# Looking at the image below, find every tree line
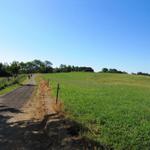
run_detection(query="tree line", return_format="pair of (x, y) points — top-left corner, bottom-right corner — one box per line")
(0, 60), (149, 77)
(101, 68), (150, 76)
(0, 60), (53, 77)
(54, 64), (94, 73)
(0, 60), (94, 77)
(101, 68), (128, 74)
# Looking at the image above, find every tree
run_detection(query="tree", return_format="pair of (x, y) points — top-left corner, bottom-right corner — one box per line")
(137, 72), (150, 76)
(0, 63), (9, 76)
(44, 60), (53, 67)
(109, 69), (118, 73)
(102, 68), (108, 73)
(26, 62), (35, 73)
(44, 60), (53, 73)
(9, 61), (20, 76)
(59, 64), (67, 72)
(19, 62), (27, 73)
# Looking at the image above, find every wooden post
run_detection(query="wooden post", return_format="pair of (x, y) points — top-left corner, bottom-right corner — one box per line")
(47, 79), (50, 87)
(56, 83), (60, 104)
(48, 79), (50, 86)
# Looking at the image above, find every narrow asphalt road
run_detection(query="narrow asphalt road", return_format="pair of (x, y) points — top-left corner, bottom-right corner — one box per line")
(0, 75), (36, 109)
(0, 75), (51, 150)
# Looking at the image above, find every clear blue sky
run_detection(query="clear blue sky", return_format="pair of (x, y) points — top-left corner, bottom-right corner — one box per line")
(0, 0), (150, 72)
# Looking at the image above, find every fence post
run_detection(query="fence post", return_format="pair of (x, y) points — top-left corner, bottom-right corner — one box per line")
(56, 83), (60, 104)
(48, 79), (50, 87)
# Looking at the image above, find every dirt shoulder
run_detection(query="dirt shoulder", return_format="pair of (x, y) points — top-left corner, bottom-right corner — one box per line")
(34, 79), (107, 150)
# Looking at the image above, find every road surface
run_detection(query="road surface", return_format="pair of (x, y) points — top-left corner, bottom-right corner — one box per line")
(0, 75), (35, 109)
(0, 75), (51, 150)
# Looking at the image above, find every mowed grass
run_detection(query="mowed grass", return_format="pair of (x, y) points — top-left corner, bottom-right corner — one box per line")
(43, 72), (150, 149)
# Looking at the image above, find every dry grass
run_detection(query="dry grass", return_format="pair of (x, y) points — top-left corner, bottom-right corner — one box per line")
(37, 79), (64, 117)
(51, 100), (64, 114)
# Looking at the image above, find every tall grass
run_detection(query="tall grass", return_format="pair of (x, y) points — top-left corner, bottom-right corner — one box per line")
(43, 72), (150, 149)
(0, 75), (26, 90)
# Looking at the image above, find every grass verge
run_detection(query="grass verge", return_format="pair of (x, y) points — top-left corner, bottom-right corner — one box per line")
(0, 75), (27, 95)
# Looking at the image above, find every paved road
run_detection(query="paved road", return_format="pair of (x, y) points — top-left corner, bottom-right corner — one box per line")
(0, 75), (35, 109)
(0, 75), (51, 150)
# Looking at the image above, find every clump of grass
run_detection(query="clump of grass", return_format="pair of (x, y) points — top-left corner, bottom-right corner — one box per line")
(51, 100), (64, 114)
(43, 72), (150, 149)
(0, 75), (26, 95)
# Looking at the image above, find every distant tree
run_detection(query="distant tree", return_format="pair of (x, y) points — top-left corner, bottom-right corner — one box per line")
(67, 65), (72, 72)
(0, 63), (3, 76)
(59, 64), (67, 72)
(0, 63), (9, 76)
(137, 72), (150, 76)
(45, 60), (53, 66)
(102, 68), (108, 73)
(19, 62), (27, 74)
(53, 65), (94, 73)
(131, 73), (136, 75)
(44, 60), (53, 73)
(100, 68), (127, 74)
(109, 69), (118, 73)
(32, 60), (44, 72)
(53, 67), (60, 73)
(80, 67), (94, 72)
(9, 61), (20, 76)
(74, 66), (79, 72)
(72, 66), (75, 72)
(26, 62), (35, 73)
(0, 60), (54, 76)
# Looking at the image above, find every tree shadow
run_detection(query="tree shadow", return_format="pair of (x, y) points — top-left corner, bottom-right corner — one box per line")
(0, 107), (112, 150)
(0, 105), (7, 108)
(19, 83), (36, 87)
(0, 107), (51, 150)
(42, 114), (112, 150)
(0, 107), (22, 113)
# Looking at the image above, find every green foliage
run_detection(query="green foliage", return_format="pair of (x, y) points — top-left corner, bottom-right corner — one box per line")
(0, 75), (26, 90)
(0, 60), (94, 75)
(101, 68), (127, 74)
(9, 61), (20, 75)
(102, 68), (108, 73)
(43, 72), (150, 149)
(0, 60), (53, 76)
(0, 63), (10, 76)
(137, 72), (150, 76)
(54, 64), (94, 73)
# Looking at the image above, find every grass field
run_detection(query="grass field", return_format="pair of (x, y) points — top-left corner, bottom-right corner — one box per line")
(43, 72), (150, 149)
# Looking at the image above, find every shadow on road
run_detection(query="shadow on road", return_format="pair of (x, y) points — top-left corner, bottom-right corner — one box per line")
(0, 108), (51, 150)
(0, 107), (111, 150)
(0, 107), (22, 113)
(19, 83), (36, 87)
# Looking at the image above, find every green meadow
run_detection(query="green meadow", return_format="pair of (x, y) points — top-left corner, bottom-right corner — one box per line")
(43, 72), (150, 149)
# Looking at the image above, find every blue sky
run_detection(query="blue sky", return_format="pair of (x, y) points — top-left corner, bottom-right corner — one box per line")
(0, 0), (150, 72)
